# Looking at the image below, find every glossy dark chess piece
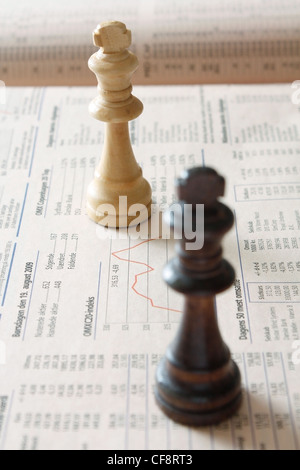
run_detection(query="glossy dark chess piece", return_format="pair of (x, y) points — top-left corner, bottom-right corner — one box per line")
(155, 167), (242, 426)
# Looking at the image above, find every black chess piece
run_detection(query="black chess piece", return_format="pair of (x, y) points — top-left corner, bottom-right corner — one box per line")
(155, 167), (242, 426)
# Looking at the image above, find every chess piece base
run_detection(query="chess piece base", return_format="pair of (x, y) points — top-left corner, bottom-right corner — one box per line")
(155, 356), (242, 427)
(155, 293), (242, 427)
(86, 121), (152, 227)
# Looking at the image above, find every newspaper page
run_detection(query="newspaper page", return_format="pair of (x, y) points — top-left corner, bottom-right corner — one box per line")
(0, 83), (299, 449)
(0, 0), (300, 86)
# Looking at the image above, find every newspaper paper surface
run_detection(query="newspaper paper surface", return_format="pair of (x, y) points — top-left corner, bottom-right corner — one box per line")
(0, 83), (299, 449)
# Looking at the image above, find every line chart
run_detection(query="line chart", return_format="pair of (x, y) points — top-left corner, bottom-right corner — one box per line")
(104, 237), (182, 325)
(112, 238), (182, 314)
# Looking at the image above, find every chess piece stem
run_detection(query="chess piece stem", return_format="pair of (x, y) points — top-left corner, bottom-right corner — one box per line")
(98, 123), (142, 183)
(155, 167), (242, 426)
(87, 21), (151, 227)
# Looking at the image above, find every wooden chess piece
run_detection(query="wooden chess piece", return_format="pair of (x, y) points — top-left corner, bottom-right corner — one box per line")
(87, 21), (152, 227)
(155, 167), (242, 426)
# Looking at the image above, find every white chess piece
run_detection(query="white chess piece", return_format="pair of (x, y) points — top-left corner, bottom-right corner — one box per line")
(87, 21), (152, 228)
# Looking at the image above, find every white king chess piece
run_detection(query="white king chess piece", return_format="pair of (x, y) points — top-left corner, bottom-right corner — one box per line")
(86, 21), (152, 228)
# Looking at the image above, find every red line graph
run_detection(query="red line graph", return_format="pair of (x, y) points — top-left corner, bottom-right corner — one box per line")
(112, 238), (182, 313)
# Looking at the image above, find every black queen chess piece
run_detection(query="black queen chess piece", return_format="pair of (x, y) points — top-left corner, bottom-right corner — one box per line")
(155, 167), (242, 426)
